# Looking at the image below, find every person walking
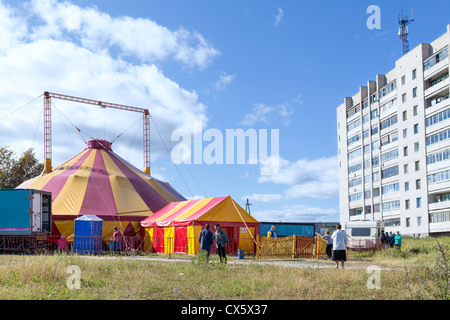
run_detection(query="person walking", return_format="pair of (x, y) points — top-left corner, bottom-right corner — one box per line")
(198, 224), (214, 260)
(380, 230), (387, 249)
(267, 225), (278, 239)
(214, 224), (228, 263)
(323, 231), (333, 258)
(389, 231), (395, 248)
(331, 224), (349, 268)
(113, 226), (123, 252)
(394, 231), (402, 251)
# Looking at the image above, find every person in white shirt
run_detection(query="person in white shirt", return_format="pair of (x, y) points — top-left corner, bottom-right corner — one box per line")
(331, 224), (349, 268)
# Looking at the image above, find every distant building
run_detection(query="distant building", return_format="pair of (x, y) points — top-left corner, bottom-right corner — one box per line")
(337, 25), (450, 237)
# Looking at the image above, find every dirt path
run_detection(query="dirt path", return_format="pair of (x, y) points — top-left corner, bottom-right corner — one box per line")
(76, 254), (401, 271)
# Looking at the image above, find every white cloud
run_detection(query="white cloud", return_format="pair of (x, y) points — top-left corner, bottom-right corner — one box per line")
(242, 193), (283, 203)
(0, 0), (217, 170)
(27, 0), (220, 69)
(257, 155), (339, 199)
(273, 8), (284, 27)
(215, 72), (236, 90)
(240, 102), (293, 127)
(186, 195), (204, 200)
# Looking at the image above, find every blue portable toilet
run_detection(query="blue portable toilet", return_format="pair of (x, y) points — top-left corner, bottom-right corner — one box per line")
(73, 215), (103, 254)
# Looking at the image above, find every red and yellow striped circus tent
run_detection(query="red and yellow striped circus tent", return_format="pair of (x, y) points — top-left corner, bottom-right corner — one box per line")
(140, 196), (260, 255)
(17, 139), (186, 239)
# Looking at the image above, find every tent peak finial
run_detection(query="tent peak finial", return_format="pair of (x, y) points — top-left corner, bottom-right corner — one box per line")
(86, 139), (112, 151)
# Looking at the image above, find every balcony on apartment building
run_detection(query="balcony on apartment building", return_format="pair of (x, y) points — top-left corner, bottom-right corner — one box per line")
(424, 71), (449, 99)
(423, 47), (448, 80)
(426, 90), (449, 113)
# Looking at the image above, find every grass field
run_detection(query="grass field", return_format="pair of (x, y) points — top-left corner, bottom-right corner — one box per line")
(0, 236), (448, 300)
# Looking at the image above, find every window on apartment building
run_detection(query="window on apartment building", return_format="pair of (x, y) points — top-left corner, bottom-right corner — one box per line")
(380, 114), (398, 130)
(382, 200), (401, 211)
(364, 129), (370, 139)
(372, 156), (379, 167)
(406, 217), (411, 227)
(416, 179), (421, 190)
(381, 165), (399, 179)
(405, 199), (410, 210)
(414, 124), (419, 134)
(414, 142), (419, 152)
(363, 114), (370, 124)
(413, 105), (418, 116)
(402, 93), (407, 103)
(373, 172), (380, 182)
(403, 128), (407, 138)
(371, 109), (378, 119)
(416, 197), (422, 208)
(402, 75), (406, 85)
(413, 87), (418, 98)
(404, 164), (408, 174)
(373, 203), (380, 213)
(371, 125), (378, 135)
(415, 161), (420, 171)
(426, 128), (450, 146)
(372, 140), (379, 151)
(404, 146), (408, 156)
(373, 187), (380, 197)
(412, 69), (417, 80)
(417, 216), (422, 226)
(402, 111), (407, 121)
(405, 182), (409, 191)
(348, 148), (362, 160)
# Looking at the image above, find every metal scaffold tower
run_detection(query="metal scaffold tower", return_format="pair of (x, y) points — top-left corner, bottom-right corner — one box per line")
(43, 91), (151, 176)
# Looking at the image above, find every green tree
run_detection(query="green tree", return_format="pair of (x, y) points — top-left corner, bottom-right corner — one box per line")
(0, 145), (43, 188)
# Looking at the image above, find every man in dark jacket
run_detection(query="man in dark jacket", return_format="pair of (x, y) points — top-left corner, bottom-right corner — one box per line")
(198, 224), (214, 260)
(214, 224), (229, 263)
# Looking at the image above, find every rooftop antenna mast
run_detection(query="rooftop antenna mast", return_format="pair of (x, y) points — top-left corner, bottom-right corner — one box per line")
(398, 7), (414, 55)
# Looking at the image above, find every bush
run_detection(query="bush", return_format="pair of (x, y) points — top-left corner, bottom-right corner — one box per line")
(405, 240), (449, 300)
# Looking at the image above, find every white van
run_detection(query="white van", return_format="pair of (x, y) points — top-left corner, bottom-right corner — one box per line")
(344, 220), (384, 251)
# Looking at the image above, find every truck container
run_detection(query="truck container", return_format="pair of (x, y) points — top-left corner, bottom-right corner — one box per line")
(259, 222), (315, 237)
(0, 189), (52, 236)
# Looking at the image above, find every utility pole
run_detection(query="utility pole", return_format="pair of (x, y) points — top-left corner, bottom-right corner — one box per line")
(245, 198), (252, 214)
(398, 7), (414, 55)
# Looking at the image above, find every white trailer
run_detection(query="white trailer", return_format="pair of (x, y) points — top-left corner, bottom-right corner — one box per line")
(344, 220), (384, 251)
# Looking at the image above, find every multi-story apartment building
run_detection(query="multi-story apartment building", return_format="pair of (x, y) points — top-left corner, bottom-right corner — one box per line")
(337, 24), (450, 237)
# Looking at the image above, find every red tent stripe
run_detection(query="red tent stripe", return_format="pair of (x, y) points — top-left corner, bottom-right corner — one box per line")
(79, 149), (118, 216)
(41, 149), (92, 201)
(154, 199), (203, 226)
(140, 201), (180, 227)
(184, 196), (228, 222)
(106, 150), (168, 211)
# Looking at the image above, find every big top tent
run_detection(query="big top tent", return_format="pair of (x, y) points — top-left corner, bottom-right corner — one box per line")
(16, 139), (186, 240)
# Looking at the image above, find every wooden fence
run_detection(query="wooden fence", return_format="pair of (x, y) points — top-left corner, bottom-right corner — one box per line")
(257, 235), (315, 259)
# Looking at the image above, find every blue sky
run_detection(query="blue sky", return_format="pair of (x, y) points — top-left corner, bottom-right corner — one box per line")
(0, 0), (449, 222)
